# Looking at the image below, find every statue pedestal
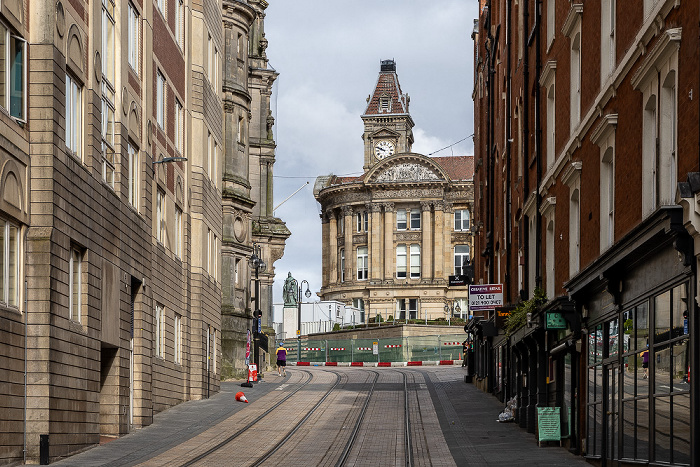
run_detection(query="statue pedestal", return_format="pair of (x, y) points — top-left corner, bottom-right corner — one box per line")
(283, 305), (298, 340)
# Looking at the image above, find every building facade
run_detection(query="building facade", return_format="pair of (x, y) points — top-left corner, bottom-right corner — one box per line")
(0, 0), (284, 464)
(315, 60), (474, 323)
(471, 0), (699, 465)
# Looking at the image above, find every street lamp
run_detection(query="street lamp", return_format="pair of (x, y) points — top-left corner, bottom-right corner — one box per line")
(249, 244), (266, 379)
(444, 300), (461, 326)
(297, 279), (311, 360)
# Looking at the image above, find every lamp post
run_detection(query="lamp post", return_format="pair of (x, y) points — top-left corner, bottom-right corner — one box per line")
(444, 300), (461, 327)
(296, 279), (311, 360)
(249, 244), (266, 378)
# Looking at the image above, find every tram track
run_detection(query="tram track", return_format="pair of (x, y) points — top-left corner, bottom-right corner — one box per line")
(177, 369), (316, 467)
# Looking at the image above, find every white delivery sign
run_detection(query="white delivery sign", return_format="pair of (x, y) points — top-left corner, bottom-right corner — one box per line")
(469, 284), (504, 311)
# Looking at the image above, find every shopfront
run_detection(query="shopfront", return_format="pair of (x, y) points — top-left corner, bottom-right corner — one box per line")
(567, 207), (695, 466)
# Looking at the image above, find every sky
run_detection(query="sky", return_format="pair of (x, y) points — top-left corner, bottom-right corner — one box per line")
(264, 1), (479, 317)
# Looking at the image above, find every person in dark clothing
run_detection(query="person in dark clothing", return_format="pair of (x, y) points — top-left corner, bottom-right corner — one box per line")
(462, 340), (469, 367)
(276, 343), (287, 377)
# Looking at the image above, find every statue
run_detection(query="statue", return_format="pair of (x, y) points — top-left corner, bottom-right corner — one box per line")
(283, 272), (298, 307)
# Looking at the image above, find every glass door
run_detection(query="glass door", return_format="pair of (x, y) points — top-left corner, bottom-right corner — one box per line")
(604, 362), (620, 464)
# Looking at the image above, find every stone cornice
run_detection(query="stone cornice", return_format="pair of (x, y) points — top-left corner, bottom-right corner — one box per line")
(562, 3), (583, 38)
(539, 60), (557, 87)
(561, 161), (582, 187)
(630, 27), (682, 90)
(590, 114), (618, 147)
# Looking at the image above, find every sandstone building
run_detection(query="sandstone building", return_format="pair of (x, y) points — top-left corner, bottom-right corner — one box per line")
(314, 60), (474, 322)
(471, 0), (699, 464)
(0, 0), (285, 463)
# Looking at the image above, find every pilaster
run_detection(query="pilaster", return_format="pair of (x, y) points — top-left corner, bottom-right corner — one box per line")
(370, 203), (382, 280)
(433, 201), (444, 279)
(343, 206), (353, 282)
(420, 201), (432, 281)
(329, 211), (338, 285)
(383, 203), (395, 280)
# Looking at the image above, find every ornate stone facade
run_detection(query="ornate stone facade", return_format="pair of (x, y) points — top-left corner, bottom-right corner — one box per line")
(314, 60), (474, 322)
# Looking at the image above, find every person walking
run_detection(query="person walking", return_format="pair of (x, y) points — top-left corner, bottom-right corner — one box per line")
(276, 343), (287, 377)
(462, 340), (469, 367)
(641, 346), (650, 379)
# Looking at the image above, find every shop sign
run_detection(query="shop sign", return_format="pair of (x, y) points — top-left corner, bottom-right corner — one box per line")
(545, 312), (567, 330)
(468, 284), (503, 311)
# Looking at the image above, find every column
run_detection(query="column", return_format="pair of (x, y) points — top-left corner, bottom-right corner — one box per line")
(329, 210), (338, 285)
(443, 202), (454, 277)
(321, 212), (330, 286)
(383, 203), (395, 280)
(420, 201), (432, 281)
(433, 201), (444, 280)
(370, 203), (382, 281)
(343, 206), (353, 282)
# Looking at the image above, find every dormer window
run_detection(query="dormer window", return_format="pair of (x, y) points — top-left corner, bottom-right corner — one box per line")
(379, 95), (391, 113)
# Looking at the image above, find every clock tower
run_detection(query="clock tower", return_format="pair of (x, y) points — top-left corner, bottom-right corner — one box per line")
(361, 59), (415, 170)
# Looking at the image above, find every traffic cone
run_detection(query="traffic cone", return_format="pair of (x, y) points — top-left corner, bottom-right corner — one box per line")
(235, 391), (248, 403)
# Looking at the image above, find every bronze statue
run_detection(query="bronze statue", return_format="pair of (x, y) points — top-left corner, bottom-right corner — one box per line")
(283, 272), (298, 307)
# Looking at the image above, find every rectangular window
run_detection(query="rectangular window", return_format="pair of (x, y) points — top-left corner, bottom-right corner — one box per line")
(396, 209), (407, 230)
(207, 228), (211, 274)
(410, 244), (421, 279)
(69, 248), (82, 322)
(357, 246), (368, 280)
(235, 258), (240, 285)
(213, 47), (219, 91)
(212, 141), (218, 183)
(355, 211), (368, 232)
(212, 234), (218, 280)
(363, 211), (368, 231)
(128, 143), (139, 209)
(157, 0), (165, 15)
(396, 244), (407, 279)
(157, 189), (165, 244)
(356, 212), (362, 232)
(102, 1), (115, 91)
(207, 131), (212, 177)
(174, 99), (183, 154)
(0, 219), (19, 307)
(211, 328), (216, 373)
(65, 73), (82, 159)
(547, 82), (555, 169)
(408, 298), (418, 320)
(175, 0), (184, 48)
(101, 97), (115, 188)
(340, 248), (345, 282)
(397, 298), (406, 319)
(207, 35), (213, 85)
(174, 314), (182, 364)
(155, 304), (164, 358)
(0, 22), (27, 121)
(156, 71), (165, 129)
(410, 210), (420, 230)
(237, 116), (245, 143)
(454, 245), (470, 276)
(128, 3), (139, 73)
(175, 206), (182, 258)
(455, 209), (470, 231)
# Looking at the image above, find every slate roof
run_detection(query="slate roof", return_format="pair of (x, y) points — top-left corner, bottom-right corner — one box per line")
(363, 63), (409, 116)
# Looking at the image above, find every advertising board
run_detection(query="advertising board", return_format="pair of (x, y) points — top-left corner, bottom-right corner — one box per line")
(468, 284), (504, 311)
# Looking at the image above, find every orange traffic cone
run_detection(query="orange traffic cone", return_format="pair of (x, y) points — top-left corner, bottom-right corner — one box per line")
(235, 391), (248, 403)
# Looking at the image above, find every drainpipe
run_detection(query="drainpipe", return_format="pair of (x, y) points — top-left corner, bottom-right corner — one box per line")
(484, 0), (493, 284)
(522, 0), (530, 298)
(505, 0), (512, 304)
(23, 227), (28, 464)
(534, 0), (542, 291)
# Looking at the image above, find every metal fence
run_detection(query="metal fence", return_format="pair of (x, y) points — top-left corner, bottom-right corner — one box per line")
(280, 334), (467, 363)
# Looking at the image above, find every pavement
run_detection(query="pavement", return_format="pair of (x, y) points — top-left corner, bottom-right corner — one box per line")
(53, 367), (591, 466)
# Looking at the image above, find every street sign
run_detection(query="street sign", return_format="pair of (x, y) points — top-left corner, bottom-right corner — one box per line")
(256, 317), (261, 333)
(545, 312), (567, 330)
(296, 329), (301, 336)
(372, 342), (378, 355)
(245, 330), (251, 365)
(468, 284), (503, 311)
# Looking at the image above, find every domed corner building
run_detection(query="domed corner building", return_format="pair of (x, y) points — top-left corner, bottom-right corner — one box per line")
(313, 60), (475, 323)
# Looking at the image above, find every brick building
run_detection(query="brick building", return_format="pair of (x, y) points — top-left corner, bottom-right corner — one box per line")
(314, 60), (474, 323)
(471, 0), (699, 465)
(0, 0), (285, 463)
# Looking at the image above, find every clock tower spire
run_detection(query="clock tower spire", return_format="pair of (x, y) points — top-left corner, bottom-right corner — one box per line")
(361, 59), (415, 171)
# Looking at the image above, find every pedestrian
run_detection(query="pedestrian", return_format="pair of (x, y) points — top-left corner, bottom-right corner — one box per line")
(462, 340), (469, 367)
(641, 346), (649, 379)
(276, 342), (287, 377)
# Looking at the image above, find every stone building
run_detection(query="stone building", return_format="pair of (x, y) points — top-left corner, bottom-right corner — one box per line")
(314, 60), (474, 322)
(0, 0), (284, 463)
(471, 0), (699, 464)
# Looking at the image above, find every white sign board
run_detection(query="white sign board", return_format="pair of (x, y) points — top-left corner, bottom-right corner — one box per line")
(372, 342), (378, 355)
(469, 284), (504, 311)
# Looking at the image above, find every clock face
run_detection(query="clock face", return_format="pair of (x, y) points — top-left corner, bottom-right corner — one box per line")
(374, 140), (395, 159)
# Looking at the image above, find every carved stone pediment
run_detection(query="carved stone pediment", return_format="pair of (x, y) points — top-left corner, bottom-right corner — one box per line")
(373, 163), (442, 183)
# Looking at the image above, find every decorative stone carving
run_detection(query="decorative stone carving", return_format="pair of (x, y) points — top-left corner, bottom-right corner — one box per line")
(396, 232), (421, 242)
(341, 205), (354, 217)
(443, 202), (454, 213)
(382, 202), (395, 212)
(420, 201), (432, 211)
(374, 163), (441, 182)
(369, 203), (382, 213)
(373, 188), (443, 199)
(56, 1), (65, 37)
(270, 248), (285, 263)
(353, 234), (368, 244)
(433, 201), (445, 211)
